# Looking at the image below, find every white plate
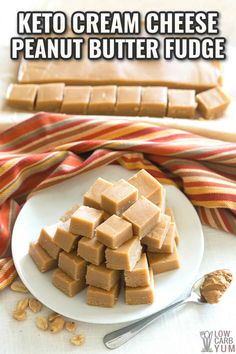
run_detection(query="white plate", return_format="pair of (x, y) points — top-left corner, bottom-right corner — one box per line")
(12, 165), (204, 324)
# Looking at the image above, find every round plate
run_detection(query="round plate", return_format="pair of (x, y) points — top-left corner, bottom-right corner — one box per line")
(12, 165), (204, 324)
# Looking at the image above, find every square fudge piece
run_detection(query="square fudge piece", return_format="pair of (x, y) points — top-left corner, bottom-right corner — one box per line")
(125, 268), (154, 304)
(115, 86), (141, 116)
(6, 84), (38, 111)
(84, 178), (112, 210)
(139, 86), (168, 117)
(52, 268), (86, 297)
(105, 236), (142, 271)
(123, 196), (161, 238)
(60, 86), (91, 114)
(147, 222), (176, 254)
(96, 215), (133, 249)
(87, 282), (120, 307)
(142, 213), (171, 249)
(128, 169), (163, 205)
(196, 86), (230, 119)
(69, 206), (103, 238)
(147, 244), (180, 274)
(36, 83), (65, 112)
(54, 220), (80, 253)
(158, 188), (166, 212)
(38, 223), (61, 259)
(60, 203), (80, 223)
(167, 89), (196, 118)
(58, 251), (87, 280)
(86, 263), (120, 291)
(78, 237), (105, 265)
(101, 179), (138, 215)
(88, 85), (117, 114)
(165, 207), (180, 245)
(29, 242), (57, 272)
(124, 253), (150, 287)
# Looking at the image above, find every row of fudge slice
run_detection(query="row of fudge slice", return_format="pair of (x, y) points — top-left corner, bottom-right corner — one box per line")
(6, 83), (230, 119)
(29, 169), (180, 307)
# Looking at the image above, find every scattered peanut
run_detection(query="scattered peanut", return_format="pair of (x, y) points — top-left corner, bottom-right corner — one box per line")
(10, 280), (29, 293)
(36, 317), (48, 331)
(16, 297), (29, 312)
(50, 317), (65, 333)
(48, 312), (61, 322)
(29, 298), (42, 313)
(70, 334), (85, 346)
(12, 309), (27, 321)
(65, 321), (77, 333)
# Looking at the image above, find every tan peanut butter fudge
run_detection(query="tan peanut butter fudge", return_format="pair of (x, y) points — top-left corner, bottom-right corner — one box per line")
(147, 244), (180, 274)
(158, 188), (166, 213)
(38, 223), (61, 260)
(123, 196), (161, 238)
(60, 203), (80, 222)
(58, 251), (87, 280)
(84, 178), (112, 210)
(96, 215), (133, 249)
(139, 86), (168, 117)
(142, 213), (171, 249)
(52, 268), (86, 297)
(54, 220), (80, 253)
(196, 86), (230, 119)
(88, 85), (117, 115)
(165, 207), (180, 245)
(69, 206), (103, 238)
(86, 263), (120, 291)
(60, 86), (91, 114)
(128, 169), (163, 205)
(78, 237), (105, 265)
(29, 242), (57, 272)
(105, 236), (142, 271)
(124, 253), (150, 287)
(35, 83), (65, 112)
(87, 282), (120, 307)
(103, 211), (111, 221)
(101, 179), (138, 215)
(167, 89), (196, 118)
(6, 83), (38, 111)
(125, 268), (154, 305)
(147, 222), (176, 254)
(115, 86), (141, 116)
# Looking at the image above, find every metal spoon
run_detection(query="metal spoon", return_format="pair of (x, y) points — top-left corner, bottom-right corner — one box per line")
(103, 272), (213, 350)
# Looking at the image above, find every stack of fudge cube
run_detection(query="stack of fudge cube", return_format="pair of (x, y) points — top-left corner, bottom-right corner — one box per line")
(29, 169), (180, 307)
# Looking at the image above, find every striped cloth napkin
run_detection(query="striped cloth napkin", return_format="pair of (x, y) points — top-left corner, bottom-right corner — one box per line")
(0, 112), (235, 290)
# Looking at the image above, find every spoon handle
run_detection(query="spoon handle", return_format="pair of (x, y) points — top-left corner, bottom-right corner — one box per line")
(103, 297), (187, 350)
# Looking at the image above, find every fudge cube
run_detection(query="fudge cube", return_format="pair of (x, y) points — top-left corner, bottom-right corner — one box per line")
(58, 251), (87, 280)
(167, 89), (196, 118)
(122, 196), (161, 238)
(101, 179), (138, 215)
(88, 85), (117, 114)
(38, 223), (61, 259)
(147, 244), (180, 274)
(125, 268), (154, 305)
(165, 207), (180, 245)
(69, 206), (103, 238)
(36, 83), (65, 112)
(147, 222), (176, 254)
(86, 263), (120, 291)
(6, 83), (38, 111)
(60, 203), (80, 222)
(54, 220), (80, 252)
(83, 178), (112, 210)
(124, 253), (150, 287)
(196, 86), (230, 119)
(128, 169), (163, 205)
(115, 86), (141, 116)
(142, 213), (171, 249)
(87, 282), (120, 307)
(139, 86), (167, 117)
(78, 237), (105, 265)
(52, 268), (86, 297)
(158, 188), (166, 212)
(105, 236), (142, 271)
(29, 242), (57, 272)
(60, 86), (91, 114)
(96, 215), (133, 249)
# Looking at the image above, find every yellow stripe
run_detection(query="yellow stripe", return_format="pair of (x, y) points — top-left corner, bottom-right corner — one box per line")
(185, 186), (236, 195)
(0, 157), (24, 177)
(193, 200), (236, 209)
